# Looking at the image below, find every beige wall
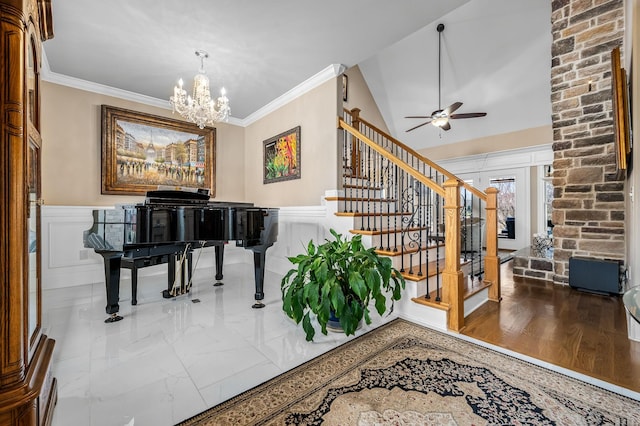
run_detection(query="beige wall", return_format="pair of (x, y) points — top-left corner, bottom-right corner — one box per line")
(41, 82), (245, 206)
(343, 65), (390, 133)
(419, 125), (552, 161)
(243, 79), (341, 207)
(41, 72), (376, 209)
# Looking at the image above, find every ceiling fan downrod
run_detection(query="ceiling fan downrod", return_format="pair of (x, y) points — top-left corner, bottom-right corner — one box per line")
(437, 23), (444, 111)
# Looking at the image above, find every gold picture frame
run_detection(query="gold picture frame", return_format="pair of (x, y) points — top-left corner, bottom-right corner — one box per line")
(611, 46), (630, 171)
(101, 105), (216, 195)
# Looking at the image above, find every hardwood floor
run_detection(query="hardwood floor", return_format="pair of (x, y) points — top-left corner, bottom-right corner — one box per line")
(462, 261), (640, 394)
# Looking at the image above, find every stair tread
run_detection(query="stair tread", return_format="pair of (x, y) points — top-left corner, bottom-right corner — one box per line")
(412, 279), (492, 309)
(350, 226), (427, 236)
(375, 243), (442, 256)
(463, 279), (492, 298)
(335, 211), (409, 217)
(400, 259), (445, 281)
(343, 183), (382, 190)
(411, 294), (449, 310)
(325, 196), (396, 202)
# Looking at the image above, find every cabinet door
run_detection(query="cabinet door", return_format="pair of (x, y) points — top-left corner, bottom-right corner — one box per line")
(26, 35), (42, 353)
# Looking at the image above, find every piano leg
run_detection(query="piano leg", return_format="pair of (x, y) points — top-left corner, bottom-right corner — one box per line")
(252, 249), (266, 309)
(100, 252), (124, 323)
(213, 243), (224, 285)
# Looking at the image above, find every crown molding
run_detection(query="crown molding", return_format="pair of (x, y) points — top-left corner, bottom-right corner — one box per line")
(240, 63), (346, 126)
(41, 49), (343, 129)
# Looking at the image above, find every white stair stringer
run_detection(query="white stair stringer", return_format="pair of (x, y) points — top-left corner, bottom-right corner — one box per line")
(396, 284), (448, 331)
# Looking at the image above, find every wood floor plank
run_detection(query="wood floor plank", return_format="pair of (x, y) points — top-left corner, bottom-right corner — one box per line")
(462, 261), (640, 393)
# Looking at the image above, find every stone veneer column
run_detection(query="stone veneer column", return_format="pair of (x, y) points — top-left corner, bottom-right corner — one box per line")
(550, 0), (626, 284)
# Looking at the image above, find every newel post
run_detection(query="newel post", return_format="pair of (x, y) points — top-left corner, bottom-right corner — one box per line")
(442, 179), (464, 332)
(484, 187), (501, 301)
(350, 108), (361, 177)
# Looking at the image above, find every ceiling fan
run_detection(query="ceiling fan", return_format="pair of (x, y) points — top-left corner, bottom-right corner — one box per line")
(405, 23), (486, 132)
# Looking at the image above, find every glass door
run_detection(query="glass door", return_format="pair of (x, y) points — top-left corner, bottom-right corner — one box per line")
(27, 139), (41, 343)
(484, 168), (528, 251)
(26, 36), (42, 350)
(457, 168), (529, 251)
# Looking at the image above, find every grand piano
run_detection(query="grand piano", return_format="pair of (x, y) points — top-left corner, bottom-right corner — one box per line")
(84, 190), (278, 323)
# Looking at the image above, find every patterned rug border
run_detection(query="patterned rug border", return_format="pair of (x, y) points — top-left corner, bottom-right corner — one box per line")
(177, 318), (640, 425)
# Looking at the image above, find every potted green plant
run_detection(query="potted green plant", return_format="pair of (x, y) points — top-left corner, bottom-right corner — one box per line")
(281, 229), (405, 341)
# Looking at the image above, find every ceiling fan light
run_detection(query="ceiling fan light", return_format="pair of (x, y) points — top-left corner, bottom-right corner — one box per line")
(432, 116), (448, 127)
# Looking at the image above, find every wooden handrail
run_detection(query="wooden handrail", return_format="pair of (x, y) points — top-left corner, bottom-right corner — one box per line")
(338, 118), (445, 197)
(343, 108), (486, 201)
(339, 108), (501, 333)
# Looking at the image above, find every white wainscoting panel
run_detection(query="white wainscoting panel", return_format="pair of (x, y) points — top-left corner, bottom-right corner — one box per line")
(267, 206), (329, 275)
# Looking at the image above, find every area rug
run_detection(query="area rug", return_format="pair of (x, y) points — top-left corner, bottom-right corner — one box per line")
(177, 319), (640, 425)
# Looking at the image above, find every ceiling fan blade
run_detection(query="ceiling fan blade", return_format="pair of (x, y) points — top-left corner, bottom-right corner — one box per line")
(442, 102), (463, 115)
(440, 121), (451, 131)
(406, 121), (431, 132)
(405, 116), (431, 119)
(450, 112), (487, 119)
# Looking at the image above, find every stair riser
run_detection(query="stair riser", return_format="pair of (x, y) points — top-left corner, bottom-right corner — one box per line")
(342, 187), (383, 199)
(383, 247), (444, 270)
(350, 215), (412, 231)
(402, 274), (443, 298)
(341, 176), (370, 187)
(339, 201), (400, 214)
(395, 254), (442, 272)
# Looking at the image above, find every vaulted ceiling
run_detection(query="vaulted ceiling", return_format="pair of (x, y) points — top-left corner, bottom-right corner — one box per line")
(42, 0), (551, 150)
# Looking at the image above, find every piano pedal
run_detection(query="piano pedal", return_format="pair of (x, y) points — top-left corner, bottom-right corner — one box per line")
(252, 301), (265, 309)
(213, 281), (224, 287)
(104, 314), (123, 323)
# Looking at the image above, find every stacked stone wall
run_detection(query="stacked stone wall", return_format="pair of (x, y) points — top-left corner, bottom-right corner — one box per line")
(550, 0), (626, 284)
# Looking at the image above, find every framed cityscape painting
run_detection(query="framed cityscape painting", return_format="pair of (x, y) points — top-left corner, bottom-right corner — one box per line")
(263, 126), (301, 184)
(101, 105), (216, 195)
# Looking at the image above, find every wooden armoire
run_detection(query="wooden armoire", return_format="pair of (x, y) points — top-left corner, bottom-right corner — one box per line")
(0, 0), (57, 425)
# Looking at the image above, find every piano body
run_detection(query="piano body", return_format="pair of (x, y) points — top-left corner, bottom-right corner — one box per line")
(83, 190), (278, 322)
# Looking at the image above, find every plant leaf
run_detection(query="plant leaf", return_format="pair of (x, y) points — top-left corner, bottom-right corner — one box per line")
(330, 282), (346, 316)
(302, 313), (315, 341)
(348, 270), (367, 300)
(374, 293), (387, 315)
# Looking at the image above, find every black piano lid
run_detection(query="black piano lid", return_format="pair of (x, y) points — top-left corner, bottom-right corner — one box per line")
(144, 189), (256, 208)
(146, 189), (210, 201)
(145, 189), (210, 205)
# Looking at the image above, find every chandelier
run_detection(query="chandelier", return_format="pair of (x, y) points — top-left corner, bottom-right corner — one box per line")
(169, 49), (230, 129)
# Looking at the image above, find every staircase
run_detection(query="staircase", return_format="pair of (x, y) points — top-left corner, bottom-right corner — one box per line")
(332, 108), (501, 332)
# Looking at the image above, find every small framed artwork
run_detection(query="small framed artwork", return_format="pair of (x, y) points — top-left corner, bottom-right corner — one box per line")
(101, 105), (216, 195)
(263, 126), (301, 184)
(342, 74), (348, 102)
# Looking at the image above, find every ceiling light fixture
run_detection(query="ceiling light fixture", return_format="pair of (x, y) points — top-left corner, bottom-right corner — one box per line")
(169, 49), (230, 129)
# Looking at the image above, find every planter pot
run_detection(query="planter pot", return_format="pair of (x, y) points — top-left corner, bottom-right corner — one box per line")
(326, 311), (362, 333)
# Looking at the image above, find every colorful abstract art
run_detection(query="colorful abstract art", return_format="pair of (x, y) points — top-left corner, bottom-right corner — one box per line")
(263, 126), (301, 184)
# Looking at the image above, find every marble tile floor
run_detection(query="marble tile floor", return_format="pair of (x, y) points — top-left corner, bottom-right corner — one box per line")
(44, 263), (393, 426)
(44, 261), (639, 425)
